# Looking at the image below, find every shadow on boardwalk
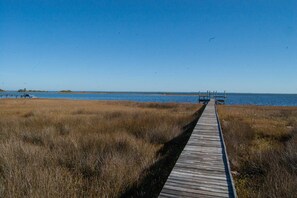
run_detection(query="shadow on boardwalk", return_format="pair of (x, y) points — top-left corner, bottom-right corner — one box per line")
(121, 105), (206, 198)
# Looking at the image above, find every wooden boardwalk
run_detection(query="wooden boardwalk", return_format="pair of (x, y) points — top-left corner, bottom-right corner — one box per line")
(159, 99), (236, 198)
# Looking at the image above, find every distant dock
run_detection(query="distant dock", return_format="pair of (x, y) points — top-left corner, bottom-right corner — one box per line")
(198, 91), (227, 104)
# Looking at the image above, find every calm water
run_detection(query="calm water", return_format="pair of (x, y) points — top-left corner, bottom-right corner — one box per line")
(1, 91), (297, 106)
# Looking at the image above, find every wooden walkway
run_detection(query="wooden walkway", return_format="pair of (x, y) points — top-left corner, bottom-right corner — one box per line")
(159, 99), (236, 198)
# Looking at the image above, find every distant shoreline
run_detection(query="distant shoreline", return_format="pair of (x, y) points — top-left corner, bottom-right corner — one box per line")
(2, 90), (200, 96)
(1, 91), (297, 106)
(58, 91), (200, 96)
(2, 90), (297, 95)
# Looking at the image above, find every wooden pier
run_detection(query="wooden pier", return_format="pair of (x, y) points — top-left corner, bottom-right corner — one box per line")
(214, 91), (227, 105)
(159, 99), (236, 198)
(198, 91), (227, 104)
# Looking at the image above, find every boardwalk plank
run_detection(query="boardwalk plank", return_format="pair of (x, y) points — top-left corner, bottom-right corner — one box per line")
(165, 181), (229, 195)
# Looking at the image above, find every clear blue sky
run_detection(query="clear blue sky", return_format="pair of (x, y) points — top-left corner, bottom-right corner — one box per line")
(1, 0), (296, 93)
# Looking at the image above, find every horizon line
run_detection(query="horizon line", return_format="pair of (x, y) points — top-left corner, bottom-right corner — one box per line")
(2, 89), (297, 95)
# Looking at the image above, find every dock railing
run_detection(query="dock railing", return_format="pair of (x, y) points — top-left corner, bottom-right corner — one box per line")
(198, 91), (227, 104)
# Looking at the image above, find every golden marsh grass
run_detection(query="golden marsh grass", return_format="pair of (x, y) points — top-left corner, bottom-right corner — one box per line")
(218, 105), (297, 198)
(0, 99), (200, 197)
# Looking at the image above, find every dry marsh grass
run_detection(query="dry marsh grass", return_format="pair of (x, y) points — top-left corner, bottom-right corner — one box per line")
(0, 99), (200, 198)
(218, 105), (297, 198)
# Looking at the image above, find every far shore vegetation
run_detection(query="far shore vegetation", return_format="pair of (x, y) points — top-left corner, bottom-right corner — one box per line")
(0, 89), (4, 92)
(59, 90), (72, 93)
(17, 88), (48, 92)
(218, 105), (297, 198)
(0, 99), (201, 197)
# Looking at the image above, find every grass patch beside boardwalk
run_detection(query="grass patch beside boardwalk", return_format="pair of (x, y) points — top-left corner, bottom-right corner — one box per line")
(218, 105), (297, 198)
(0, 99), (201, 197)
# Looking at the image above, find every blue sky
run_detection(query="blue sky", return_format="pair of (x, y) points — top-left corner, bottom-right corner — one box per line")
(1, 0), (296, 93)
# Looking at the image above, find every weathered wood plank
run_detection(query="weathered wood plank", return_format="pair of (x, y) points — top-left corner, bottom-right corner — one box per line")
(165, 181), (230, 195)
(167, 176), (230, 187)
(162, 184), (229, 197)
(159, 99), (236, 198)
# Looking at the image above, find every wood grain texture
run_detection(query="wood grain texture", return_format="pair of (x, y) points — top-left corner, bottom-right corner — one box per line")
(159, 100), (236, 198)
